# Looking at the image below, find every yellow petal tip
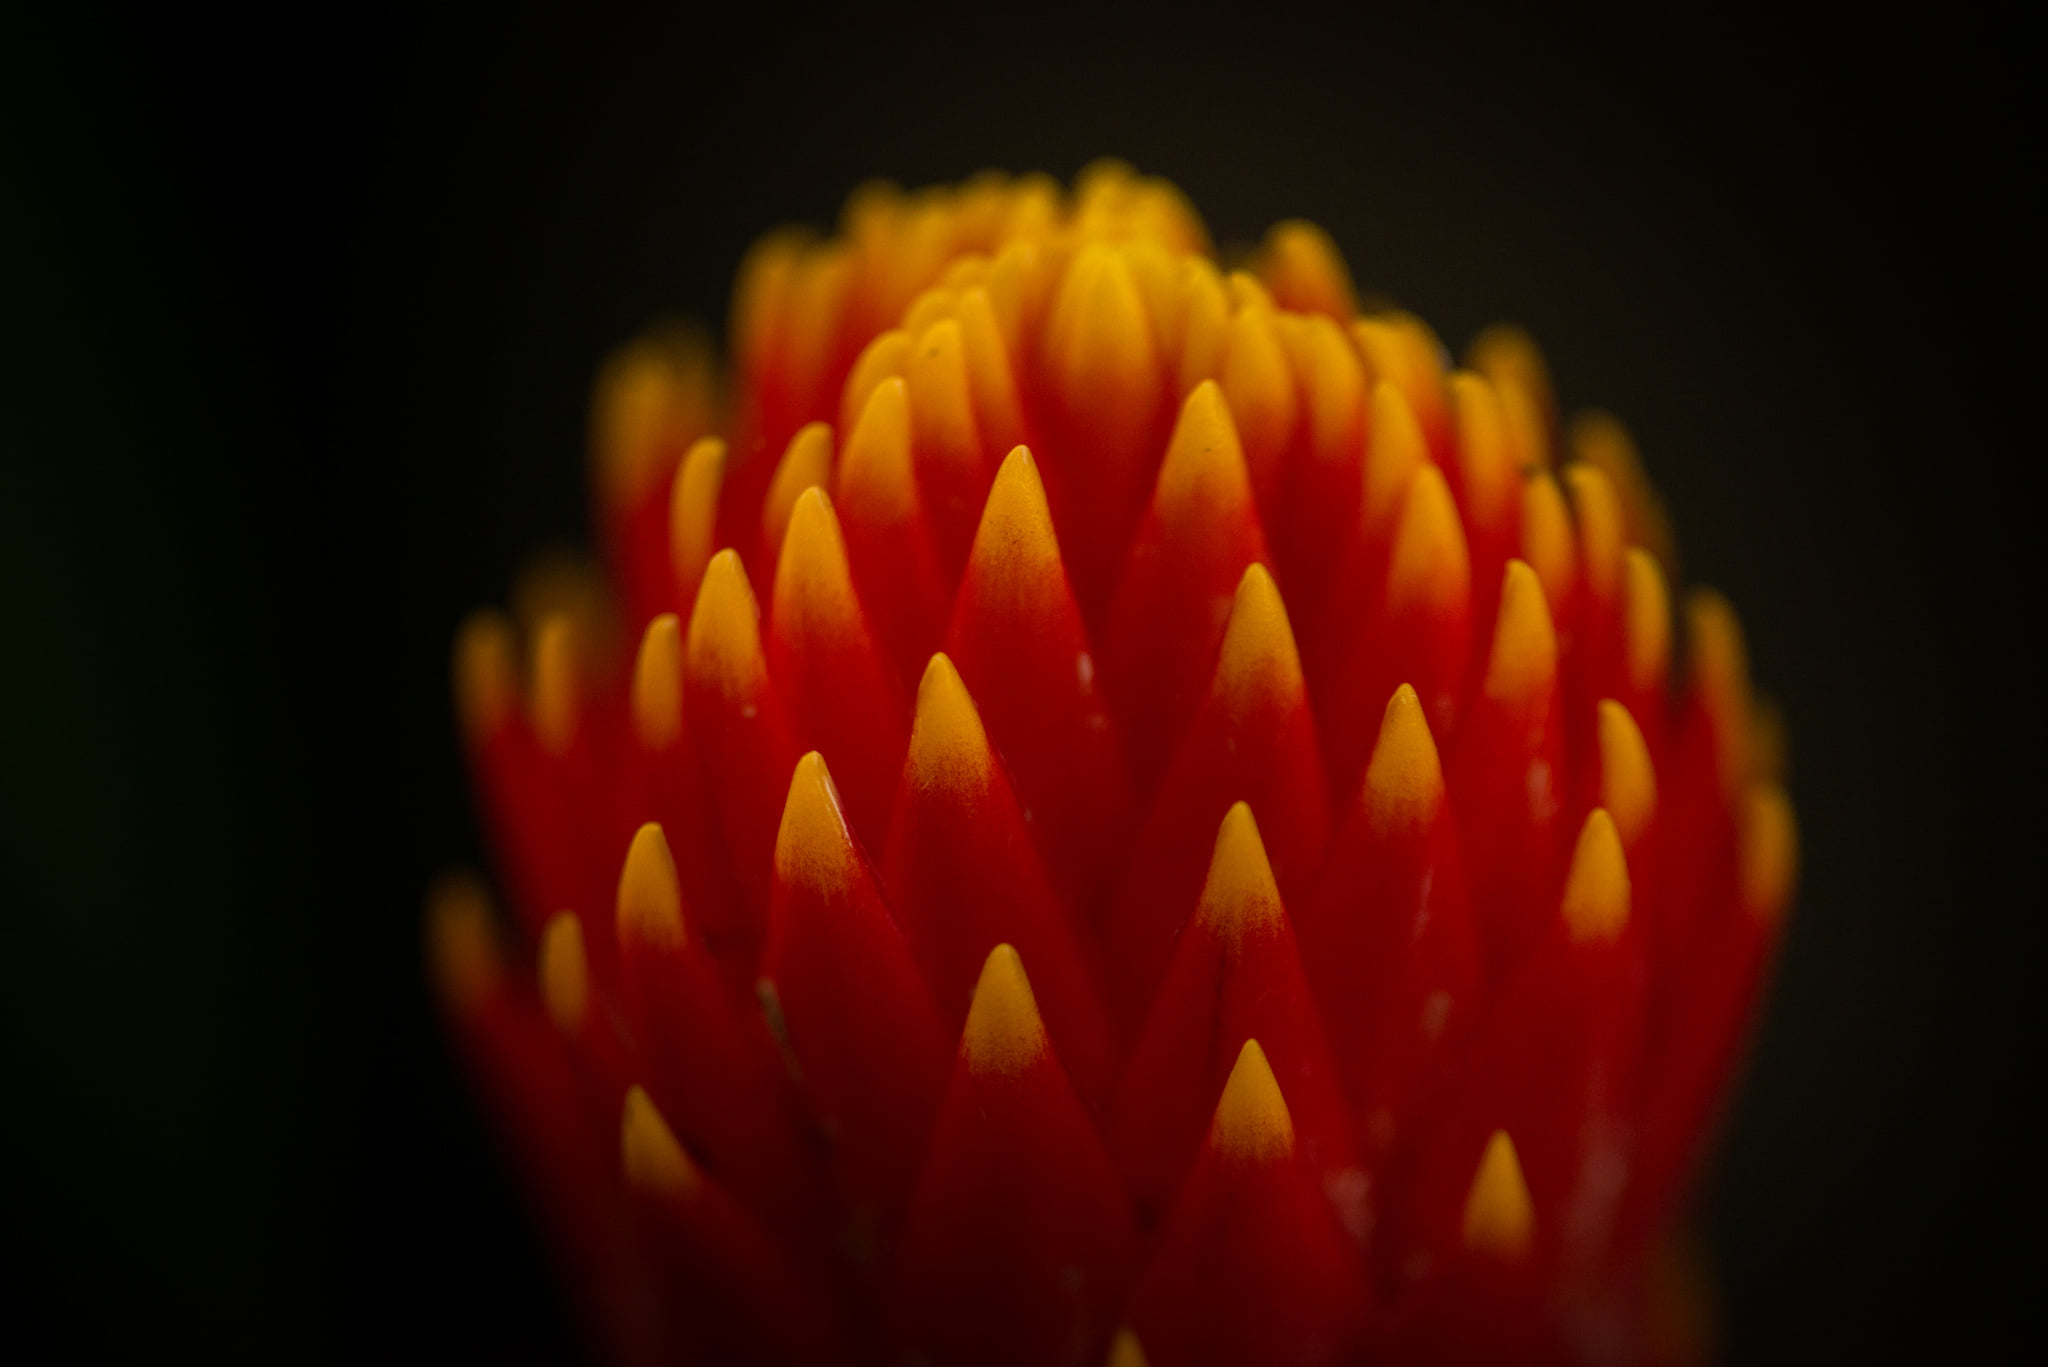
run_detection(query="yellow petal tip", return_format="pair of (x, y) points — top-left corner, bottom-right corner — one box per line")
(762, 420), (835, 558)
(425, 871), (500, 1016)
(453, 610), (518, 742)
(1740, 782), (1798, 925)
(1596, 700), (1657, 848)
(529, 614), (580, 755)
(668, 435), (727, 588)
(617, 822), (684, 950)
(1385, 463), (1471, 614)
(1212, 1038), (1295, 1162)
(773, 751), (857, 896)
(538, 911), (590, 1033)
(963, 943), (1049, 1076)
(1561, 808), (1631, 944)
(1214, 562), (1304, 712)
(1462, 1129), (1534, 1259)
(1364, 683), (1446, 834)
(1197, 802), (1285, 944)
(970, 445), (1062, 586)
(1105, 1328), (1150, 1367)
(622, 1085), (699, 1200)
(909, 652), (993, 793)
(1482, 559), (1559, 705)
(773, 485), (862, 638)
(630, 613), (683, 749)
(685, 549), (768, 699)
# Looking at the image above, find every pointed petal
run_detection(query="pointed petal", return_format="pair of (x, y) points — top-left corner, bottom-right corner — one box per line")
(889, 947), (1138, 1367)
(1300, 685), (1480, 1167)
(1128, 1042), (1371, 1367)
(761, 753), (952, 1229)
(684, 551), (800, 974)
(1450, 559), (1567, 983)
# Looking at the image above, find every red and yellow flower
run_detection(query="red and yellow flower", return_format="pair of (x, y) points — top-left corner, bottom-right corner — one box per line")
(430, 162), (1796, 1366)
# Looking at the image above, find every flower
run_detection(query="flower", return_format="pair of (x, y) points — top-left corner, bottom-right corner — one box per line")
(429, 162), (1796, 1367)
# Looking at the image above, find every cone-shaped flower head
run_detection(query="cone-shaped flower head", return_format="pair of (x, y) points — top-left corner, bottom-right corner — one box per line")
(433, 163), (1796, 1366)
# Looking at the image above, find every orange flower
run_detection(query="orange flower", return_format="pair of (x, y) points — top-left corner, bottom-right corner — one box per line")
(430, 163), (1795, 1366)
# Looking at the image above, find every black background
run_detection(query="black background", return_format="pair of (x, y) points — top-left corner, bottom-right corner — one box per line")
(3, 5), (2039, 1361)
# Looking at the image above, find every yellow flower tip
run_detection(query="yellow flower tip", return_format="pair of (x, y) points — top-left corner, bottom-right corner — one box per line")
(955, 287), (1025, 434)
(1220, 304), (1300, 472)
(1211, 1039), (1295, 1163)
(538, 910), (591, 1033)
(1570, 408), (1677, 572)
(908, 653), (994, 794)
(452, 609), (518, 743)
(668, 435), (726, 589)
(1046, 242), (1161, 404)
(1197, 802), (1285, 946)
(762, 421), (835, 564)
(1482, 560), (1559, 707)
(629, 613), (683, 750)
(837, 375), (917, 521)
(1157, 379), (1255, 523)
(732, 224), (809, 359)
(1384, 463), (1471, 616)
(1360, 381), (1429, 535)
(1214, 563), (1305, 714)
(1622, 547), (1673, 698)
(1561, 808), (1632, 944)
(1256, 218), (1358, 317)
(684, 549), (768, 701)
(591, 344), (673, 504)
(1466, 323), (1552, 403)
(962, 943), (1050, 1077)
(1595, 699), (1658, 849)
(1448, 370), (1517, 525)
(1739, 781), (1799, 925)
(968, 444), (1061, 589)
(772, 486), (862, 643)
(1461, 1129), (1535, 1260)
(1685, 589), (1754, 768)
(1175, 257), (1231, 390)
(425, 870), (501, 1017)
(902, 285), (958, 339)
(1224, 269), (1274, 312)
(1105, 1327), (1150, 1367)
(1519, 470), (1578, 621)
(1353, 313), (1448, 432)
(838, 330), (912, 441)
(617, 822), (685, 952)
(774, 751), (858, 897)
(621, 1085), (700, 1201)
(1467, 323), (1555, 469)
(908, 316), (982, 460)
(509, 548), (612, 645)
(1562, 462), (1625, 603)
(591, 329), (715, 506)
(529, 613), (581, 756)
(1364, 684), (1446, 836)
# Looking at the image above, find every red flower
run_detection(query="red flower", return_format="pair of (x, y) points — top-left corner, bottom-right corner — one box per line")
(430, 163), (1796, 1366)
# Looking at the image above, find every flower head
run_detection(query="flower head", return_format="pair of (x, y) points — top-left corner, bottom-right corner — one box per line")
(431, 163), (1795, 1366)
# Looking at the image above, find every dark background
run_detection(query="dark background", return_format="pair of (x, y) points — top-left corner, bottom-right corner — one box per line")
(3, 5), (2038, 1361)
